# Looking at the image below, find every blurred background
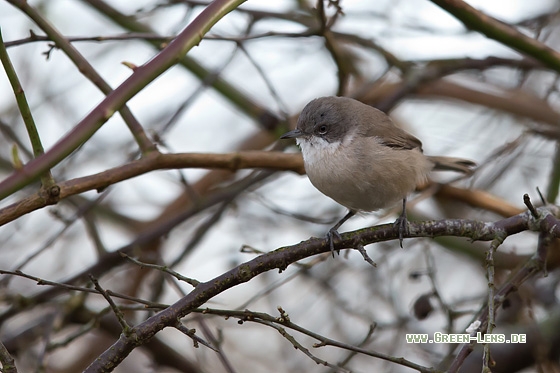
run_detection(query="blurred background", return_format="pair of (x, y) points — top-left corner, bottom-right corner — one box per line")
(1, 0), (560, 372)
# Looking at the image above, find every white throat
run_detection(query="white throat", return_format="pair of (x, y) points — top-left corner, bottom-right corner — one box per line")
(296, 136), (342, 167)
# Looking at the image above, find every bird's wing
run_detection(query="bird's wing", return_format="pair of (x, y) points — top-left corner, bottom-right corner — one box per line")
(363, 114), (423, 151)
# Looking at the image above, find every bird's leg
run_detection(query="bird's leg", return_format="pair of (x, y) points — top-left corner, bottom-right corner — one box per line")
(327, 210), (355, 257)
(393, 198), (408, 248)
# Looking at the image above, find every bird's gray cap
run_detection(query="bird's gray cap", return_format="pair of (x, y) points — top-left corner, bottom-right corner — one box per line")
(281, 96), (359, 143)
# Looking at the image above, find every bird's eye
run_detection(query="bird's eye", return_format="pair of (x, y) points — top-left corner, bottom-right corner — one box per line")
(317, 124), (328, 135)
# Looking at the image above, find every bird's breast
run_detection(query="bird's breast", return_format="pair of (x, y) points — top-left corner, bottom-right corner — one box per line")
(298, 137), (432, 212)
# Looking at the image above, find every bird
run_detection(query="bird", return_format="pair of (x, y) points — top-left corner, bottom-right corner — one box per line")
(281, 96), (475, 255)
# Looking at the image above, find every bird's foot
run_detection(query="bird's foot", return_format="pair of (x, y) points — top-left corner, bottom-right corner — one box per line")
(393, 213), (409, 248)
(326, 228), (342, 257)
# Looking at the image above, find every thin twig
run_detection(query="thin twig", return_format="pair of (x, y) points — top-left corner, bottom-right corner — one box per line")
(121, 252), (200, 287)
(523, 194), (539, 219)
(174, 321), (218, 352)
(0, 0), (248, 201)
(0, 269), (168, 309)
(0, 151), (304, 227)
(355, 244), (377, 267)
(430, 0), (560, 72)
(89, 275), (131, 335)
(482, 235), (505, 371)
(5, 0), (156, 154)
(0, 29), (54, 189)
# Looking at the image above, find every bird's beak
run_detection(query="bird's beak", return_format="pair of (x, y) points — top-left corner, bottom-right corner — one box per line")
(280, 128), (303, 139)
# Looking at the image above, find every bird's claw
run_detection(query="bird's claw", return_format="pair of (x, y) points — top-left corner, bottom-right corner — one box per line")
(393, 214), (409, 248)
(326, 229), (342, 257)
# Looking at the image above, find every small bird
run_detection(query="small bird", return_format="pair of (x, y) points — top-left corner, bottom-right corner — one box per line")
(281, 96), (475, 254)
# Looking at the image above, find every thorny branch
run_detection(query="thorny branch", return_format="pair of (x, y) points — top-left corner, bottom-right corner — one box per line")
(83, 205), (558, 372)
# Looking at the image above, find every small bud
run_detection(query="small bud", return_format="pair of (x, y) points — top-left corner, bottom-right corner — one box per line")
(11, 143), (23, 170)
(121, 61), (138, 71)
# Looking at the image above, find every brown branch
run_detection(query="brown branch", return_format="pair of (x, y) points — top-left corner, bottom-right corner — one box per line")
(0, 149), (522, 235)
(361, 78), (560, 127)
(0, 151), (303, 227)
(6, 0), (156, 154)
(3, 31), (174, 47)
(0, 0), (247, 201)
(0, 171), (272, 326)
(447, 227), (554, 372)
(83, 0), (280, 131)
(437, 184), (523, 218)
(194, 308), (421, 371)
(84, 207), (559, 372)
(430, 0), (560, 73)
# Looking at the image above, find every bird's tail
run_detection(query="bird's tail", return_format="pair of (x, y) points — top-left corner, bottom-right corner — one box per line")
(428, 156), (476, 174)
